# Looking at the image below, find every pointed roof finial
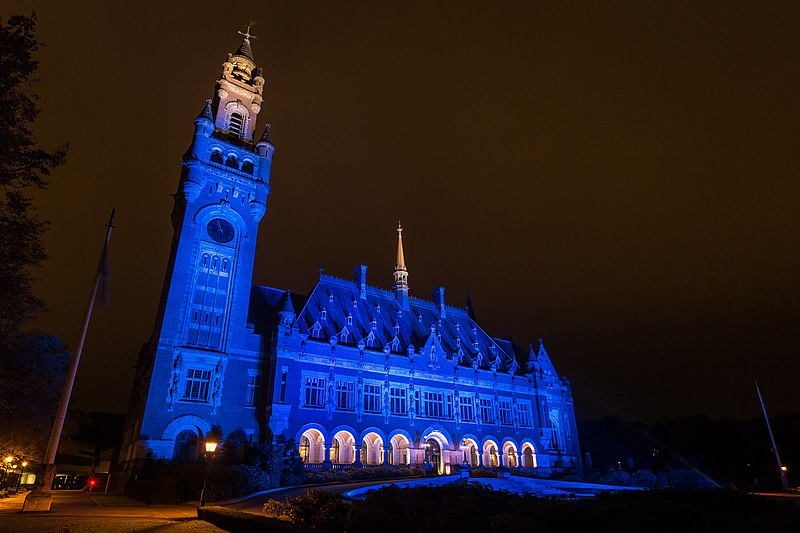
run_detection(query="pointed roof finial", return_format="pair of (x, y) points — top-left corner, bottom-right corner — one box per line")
(233, 24), (257, 61)
(396, 221), (406, 271)
(238, 24), (257, 43)
(259, 123), (272, 144)
(195, 99), (213, 123)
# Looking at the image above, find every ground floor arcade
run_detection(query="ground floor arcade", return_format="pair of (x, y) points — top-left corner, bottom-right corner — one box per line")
(295, 424), (541, 475)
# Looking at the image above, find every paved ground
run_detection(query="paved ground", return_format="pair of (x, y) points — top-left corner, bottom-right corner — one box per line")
(0, 490), (222, 533)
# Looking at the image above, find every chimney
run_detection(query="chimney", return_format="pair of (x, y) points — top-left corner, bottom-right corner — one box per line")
(433, 286), (446, 317)
(354, 264), (367, 299)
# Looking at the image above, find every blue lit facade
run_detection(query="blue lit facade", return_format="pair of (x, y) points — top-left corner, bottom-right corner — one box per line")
(120, 36), (581, 476)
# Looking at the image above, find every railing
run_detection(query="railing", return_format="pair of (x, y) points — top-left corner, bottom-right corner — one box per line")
(303, 462), (412, 470)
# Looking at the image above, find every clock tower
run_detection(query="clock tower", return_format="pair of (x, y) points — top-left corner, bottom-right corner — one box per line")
(121, 30), (274, 463)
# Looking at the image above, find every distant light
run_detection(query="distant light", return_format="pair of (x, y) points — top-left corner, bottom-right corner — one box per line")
(4, 456), (12, 463)
(780, 466), (788, 472)
(205, 441), (218, 453)
(21, 461), (27, 467)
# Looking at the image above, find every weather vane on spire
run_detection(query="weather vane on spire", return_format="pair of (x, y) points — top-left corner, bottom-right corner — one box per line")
(238, 22), (257, 42)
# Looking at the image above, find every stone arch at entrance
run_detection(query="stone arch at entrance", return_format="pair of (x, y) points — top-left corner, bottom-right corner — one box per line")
(299, 428), (326, 464)
(521, 442), (538, 468)
(331, 430), (356, 464)
(361, 432), (384, 465)
(388, 431), (411, 465)
(483, 439), (500, 467)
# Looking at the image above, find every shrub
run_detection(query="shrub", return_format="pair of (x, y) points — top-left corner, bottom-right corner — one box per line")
(303, 466), (421, 485)
(468, 467), (497, 478)
(198, 505), (315, 532)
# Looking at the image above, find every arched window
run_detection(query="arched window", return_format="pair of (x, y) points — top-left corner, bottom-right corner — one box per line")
(173, 430), (197, 461)
(331, 440), (340, 464)
(229, 111), (244, 135)
(241, 161), (255, 174)
(225, 155), (239, 169)
(210, 150), (224, 164)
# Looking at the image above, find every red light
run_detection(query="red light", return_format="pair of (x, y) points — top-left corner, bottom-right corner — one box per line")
(90, 480), (96, 486)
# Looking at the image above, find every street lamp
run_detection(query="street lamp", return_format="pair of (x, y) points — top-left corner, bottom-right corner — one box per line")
(199, 440), (218, 507)
(17, 462), (27, 491)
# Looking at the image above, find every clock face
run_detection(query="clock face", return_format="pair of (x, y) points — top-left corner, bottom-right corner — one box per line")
(207, 218), (235, 244)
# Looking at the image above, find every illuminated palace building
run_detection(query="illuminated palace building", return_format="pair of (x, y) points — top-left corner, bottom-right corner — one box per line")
(120, 33), (581, 476)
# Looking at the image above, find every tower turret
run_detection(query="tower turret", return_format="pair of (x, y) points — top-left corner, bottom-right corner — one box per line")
(393, 222), (409, 309)
(211, 26), (265, 141)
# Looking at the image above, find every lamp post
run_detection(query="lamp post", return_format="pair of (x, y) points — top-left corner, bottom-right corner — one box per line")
(199, 441), (218, 507)
(17, 462), (28, 491)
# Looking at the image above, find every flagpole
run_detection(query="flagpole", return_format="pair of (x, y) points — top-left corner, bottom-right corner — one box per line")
(22, 209), (115, 512)
(755, 379), (789, 491)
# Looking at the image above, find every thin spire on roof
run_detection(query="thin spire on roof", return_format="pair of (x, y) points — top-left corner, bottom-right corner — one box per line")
(195, 99), (213, 122)
(395, 221), (406, 271)
(393, 222), (409, 306)
(466, 286), (476, 320)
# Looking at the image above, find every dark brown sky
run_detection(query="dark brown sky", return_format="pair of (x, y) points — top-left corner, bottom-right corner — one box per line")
(9, 1), (799, 422)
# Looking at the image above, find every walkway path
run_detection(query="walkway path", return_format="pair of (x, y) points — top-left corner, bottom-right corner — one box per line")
(0, 490), (220, 533)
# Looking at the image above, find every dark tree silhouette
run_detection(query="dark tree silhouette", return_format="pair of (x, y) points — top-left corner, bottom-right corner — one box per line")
(0, 13), (69, 462)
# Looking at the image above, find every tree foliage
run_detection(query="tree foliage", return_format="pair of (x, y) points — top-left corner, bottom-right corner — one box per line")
(0, 334), (69, 460)
(0, 13), (67, 334)
(0, 13), (69, 462)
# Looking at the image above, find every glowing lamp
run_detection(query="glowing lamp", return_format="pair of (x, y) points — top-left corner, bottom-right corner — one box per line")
(780, 466), (788, 472)
(205, 441), (218, 453)
(21, 462), (27, 467)
(4, 456), (12, 463)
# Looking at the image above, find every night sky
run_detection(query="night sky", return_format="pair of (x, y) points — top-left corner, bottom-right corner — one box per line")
(9, 1), (799, 422)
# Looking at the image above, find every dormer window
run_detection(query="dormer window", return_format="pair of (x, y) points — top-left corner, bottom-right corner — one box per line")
(353, 299), (358, 308)
(329, 294), (334, 302)
(371, 319), (377, 330)
(376, 304), (381, 314)
(346, 314), (353, 326)
(393, 323), (400, 334)
(229, 111), (244, 136)
(320, 309), (327, 321)
(312, 323), (322, 338)
(473, 342), (480, 350)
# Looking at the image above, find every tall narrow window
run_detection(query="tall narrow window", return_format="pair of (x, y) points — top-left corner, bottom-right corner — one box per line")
(459, 395), (475, 421)
(186, 250), (231, 349)
(245, 374), (261, 406)
(499, 401), (513, 425)
(336, 381), (355, 410)
(480, 398), (494, 424)
(390, 387), (407, 415)
(423, 391), (444, 418)
(229, 112), (244, 135)
(516, 403), (531, 427)
(304, 377), (325, 408)
(363, 384), (381, 413)
(279, 368), (288, 404)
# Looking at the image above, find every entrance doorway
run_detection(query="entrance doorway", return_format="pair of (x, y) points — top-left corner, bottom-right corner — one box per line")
(425, 438), (441, 474)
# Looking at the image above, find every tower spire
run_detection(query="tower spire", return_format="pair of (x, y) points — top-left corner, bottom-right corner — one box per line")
(393, 222), (409, 309)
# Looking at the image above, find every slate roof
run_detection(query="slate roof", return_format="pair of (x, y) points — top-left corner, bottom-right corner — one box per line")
(248, 273), (560, 377)
(233, 38), (254, 62)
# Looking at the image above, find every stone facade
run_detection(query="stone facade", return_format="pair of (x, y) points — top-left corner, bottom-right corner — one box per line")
(120, 34), (581, 476)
